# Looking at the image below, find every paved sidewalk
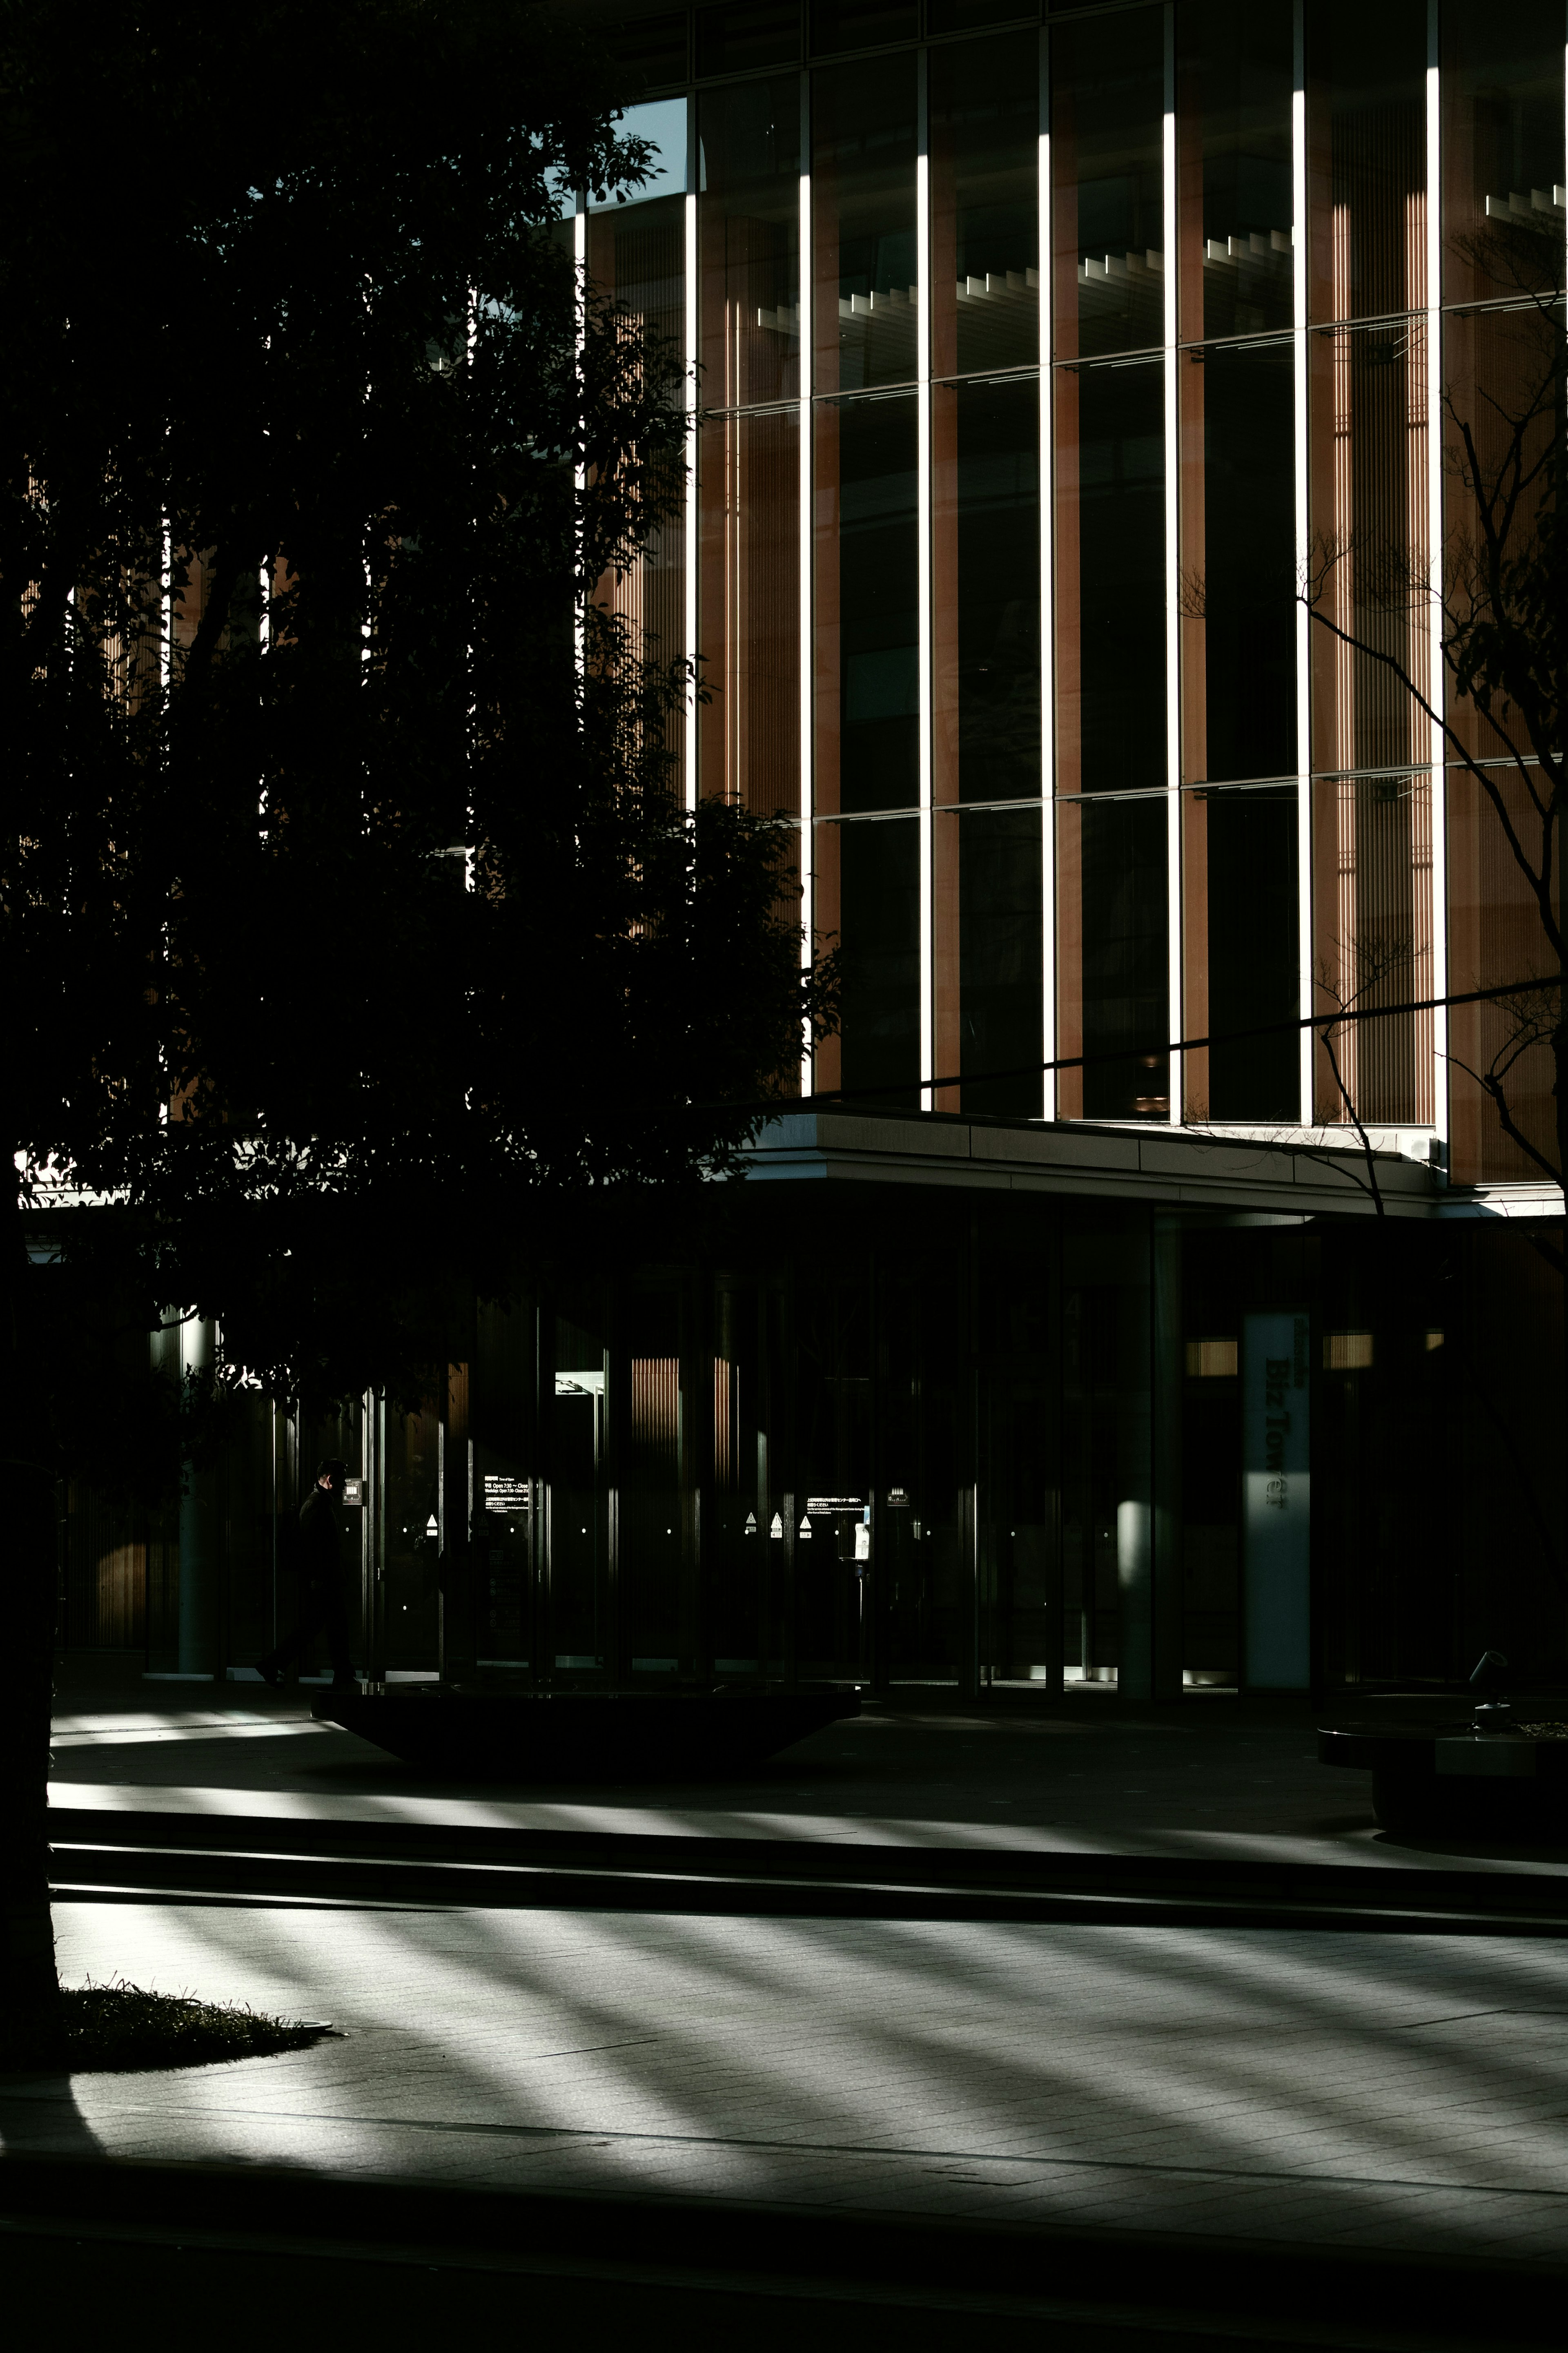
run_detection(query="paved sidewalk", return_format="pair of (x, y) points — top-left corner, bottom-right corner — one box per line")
(44, 1678), (1568, 1874)
(7, 1898), (1568, 2266)
(11, 1679), (1567, 2277)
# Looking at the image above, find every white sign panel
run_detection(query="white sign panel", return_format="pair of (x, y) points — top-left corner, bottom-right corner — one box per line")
(1242, 1311), (1310, 1690)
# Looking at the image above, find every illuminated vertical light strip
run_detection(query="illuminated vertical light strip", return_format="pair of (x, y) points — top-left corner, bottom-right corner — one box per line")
(799, 69), (815, 1098)
(1425, 4), (1447, 1163)
(574, 196), (588, 680)
(1038, 27), (1056, 1123)
(917, 45), (934, 1113)
(685, 105), (699, 816)
(1163, 4), (1180, 1124)
(1292, 0), (1313, 1128)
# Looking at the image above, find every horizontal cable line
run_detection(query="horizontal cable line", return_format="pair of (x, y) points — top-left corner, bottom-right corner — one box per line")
(724, 976), (1562, 1118)
(766, 760), (1544, 827)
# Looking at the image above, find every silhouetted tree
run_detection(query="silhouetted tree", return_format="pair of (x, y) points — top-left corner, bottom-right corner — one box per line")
(2, 2), (832, 2062)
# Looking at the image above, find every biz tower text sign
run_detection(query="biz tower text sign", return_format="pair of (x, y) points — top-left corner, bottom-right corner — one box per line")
(1242, 1312), (1311, 1690)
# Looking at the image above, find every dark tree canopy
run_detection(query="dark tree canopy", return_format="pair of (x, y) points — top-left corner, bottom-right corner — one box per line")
(4, 0), (832, 1453)
(0, 1), (837, 2060)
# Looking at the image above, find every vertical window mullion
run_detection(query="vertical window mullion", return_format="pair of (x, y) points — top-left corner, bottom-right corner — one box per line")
(1292, 0), (1313, 1129)
(1039, 24), (1056, 1123)
(1424, 0), (1448, 1168)
(684, 112), (699, 816)
(1163, 3), (1181, 1124)
(799, 67), (815, 1097)
(918, 45), (934, 1111)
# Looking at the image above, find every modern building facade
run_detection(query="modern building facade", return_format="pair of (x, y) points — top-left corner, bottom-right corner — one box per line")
(59, 0), (1566, 1704)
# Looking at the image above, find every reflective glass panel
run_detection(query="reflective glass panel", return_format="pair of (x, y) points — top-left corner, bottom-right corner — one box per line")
(814, 393), (919, 814)
(811, 54), (919, 392)
(586, 193), (687, 794)
(811, 815), (921, 1104)
(1442, 301), (1562, 1182)
(699, 76), (802, 410)
(699, 408), (800, 815)
(930, 0), (1037, 27)
(1058, 798), (1169, 1121)
(622, 1291), (687, 1674)
(1176, 0), (1294, 343)
(1441, 0), (1566, 307)
(1307, 314), (1434, 1126)
(1306, 0), (1426, 325)
(930, 30), (1041, 378)
(934, 804), (1044, 1118)
(932, 374), (1041, 806)
(1178, 337), (1294, 787)
(548, 1311), (608, 1679)
(1054, 355), (1165, 797)
(1178, 337), (1298, 1122)
(1050, 7), (1165, 360)
(809, 0), (917, 54)
(881, 1248), (964, 1685)
(1187, 786), (1298, 1120)
(793, 1261), (873, 1681)
(697, 0), (801, 76)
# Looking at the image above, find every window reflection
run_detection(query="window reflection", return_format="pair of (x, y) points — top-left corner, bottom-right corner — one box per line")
(1176, 0), (1294, 343)
(814, 393), (919, 815)
(1441, 0), (1566, 307)
(811, 54), (919, 392)
(930, 29), (1041, 379)
(699, 75), (802, 410)
(810, 0), (917, 56)
(586, 193), (688, 795)
(1306, 0), (1427, 326)
(1055, 356), (1165, 798)
(1059, 798), (1169, 1123)
(697, 0), (801, 78)
(1307, 315), (1433, 1126)
(934, 805), (1044, 1119)
(1051, 8), (1166, 361)
(1179, 337), (1298, 1122)
(811, 815), (921, 1105)
(933, 375), (1041, 807)
(1179, 339), (1294, 790)
(1443, 300), (1562, 1182)
(699, 407), (800, 815)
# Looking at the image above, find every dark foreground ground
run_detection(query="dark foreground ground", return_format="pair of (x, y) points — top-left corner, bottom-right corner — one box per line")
(11, 1673), (1568, 2348)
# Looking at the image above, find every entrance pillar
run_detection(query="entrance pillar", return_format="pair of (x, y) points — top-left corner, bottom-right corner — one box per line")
(1151, 1216), (1185, 1702)
(177, 1315), (220, 1676)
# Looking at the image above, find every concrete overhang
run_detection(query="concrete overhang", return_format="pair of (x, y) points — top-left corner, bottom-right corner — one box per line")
(742, 1109), (1563, 1223)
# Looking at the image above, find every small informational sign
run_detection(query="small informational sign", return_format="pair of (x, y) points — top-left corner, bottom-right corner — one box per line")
(342, 1478), (364, 1508)
(483, 1474), (530, 1517)
(854, 1524), (871, 1562)
(806, 1497), (864, 1514)
(1242, 1311), (1311, 1690)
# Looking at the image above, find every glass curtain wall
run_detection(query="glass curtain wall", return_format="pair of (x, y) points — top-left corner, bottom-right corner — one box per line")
(643, 2), (1566, 1162)
(1176, 1), (1298, 1122)
(931, 34), (1044, 1116)
(697, 74), (802, 816)
(813, 384), (922, 1101)
(1439, 0), (1566, 1183)
(932, 376), (1043, 1116)
(1051, 8), (1169, 1123)
(1305, 0), (1434, 1129)
(586, 181), (688, 795)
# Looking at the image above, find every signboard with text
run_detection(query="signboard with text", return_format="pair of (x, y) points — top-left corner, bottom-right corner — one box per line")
(1242, 1311), (1310, 1690)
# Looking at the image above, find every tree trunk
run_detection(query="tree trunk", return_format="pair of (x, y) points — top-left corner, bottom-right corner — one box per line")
(2, 1227), (62, 2068)
(1555, 1023), (1568, 1606)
